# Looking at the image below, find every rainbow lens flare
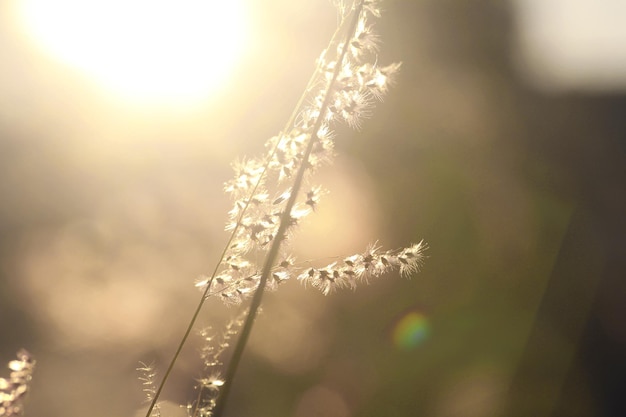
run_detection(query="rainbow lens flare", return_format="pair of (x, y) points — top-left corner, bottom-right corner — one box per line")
(391, 311), (429, 350)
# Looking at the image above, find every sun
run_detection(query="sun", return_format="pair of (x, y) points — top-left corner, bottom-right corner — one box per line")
(16, 0), (248, 104)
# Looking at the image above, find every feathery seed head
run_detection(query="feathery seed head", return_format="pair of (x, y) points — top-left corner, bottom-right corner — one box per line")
(0, 350), (35, 417)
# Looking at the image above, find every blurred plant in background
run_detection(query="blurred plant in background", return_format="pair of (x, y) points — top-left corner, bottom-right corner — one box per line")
(0, 350), (35, 417)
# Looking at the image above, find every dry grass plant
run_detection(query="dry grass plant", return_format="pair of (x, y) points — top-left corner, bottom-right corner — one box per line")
(2, 1), (426, 416)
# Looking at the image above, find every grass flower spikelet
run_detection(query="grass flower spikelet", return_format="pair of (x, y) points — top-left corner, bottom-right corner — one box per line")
(0, 350), (35, 417)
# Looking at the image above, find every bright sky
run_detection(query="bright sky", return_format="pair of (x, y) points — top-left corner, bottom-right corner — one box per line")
(513, 0), (626, 91)
(15, 0), (248, 104)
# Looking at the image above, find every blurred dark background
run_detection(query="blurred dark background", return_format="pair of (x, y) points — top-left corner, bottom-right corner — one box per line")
(1, 1), (625, 417)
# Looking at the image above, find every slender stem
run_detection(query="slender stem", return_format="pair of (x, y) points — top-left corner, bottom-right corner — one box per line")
(211, 3), (364, 417)
(145, 39), (329, 417)
(144, 239), (228, 417)
(145, 120), (282, 417)
(145, 27), (340, 414)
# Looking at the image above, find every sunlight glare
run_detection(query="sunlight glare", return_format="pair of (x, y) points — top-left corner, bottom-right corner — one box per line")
(17, 0), (248, 104)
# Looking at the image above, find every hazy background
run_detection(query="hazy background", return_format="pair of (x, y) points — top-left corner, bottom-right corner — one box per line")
(1, 1), (625, 417)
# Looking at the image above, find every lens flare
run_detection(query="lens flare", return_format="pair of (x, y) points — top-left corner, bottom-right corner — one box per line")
(391, 310), (429, 350)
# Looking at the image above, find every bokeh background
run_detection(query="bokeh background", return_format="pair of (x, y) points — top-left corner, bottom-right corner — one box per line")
(1, 1), (625, 417)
